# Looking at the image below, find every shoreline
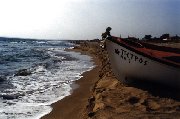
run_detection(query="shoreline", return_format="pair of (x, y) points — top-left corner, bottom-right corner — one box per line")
(41, 41), (180, 119)
(41, 42), (100, 119)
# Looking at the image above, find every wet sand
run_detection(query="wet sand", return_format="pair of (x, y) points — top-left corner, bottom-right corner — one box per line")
(42, 41), (180, 119)
(41, 41), (101, 119)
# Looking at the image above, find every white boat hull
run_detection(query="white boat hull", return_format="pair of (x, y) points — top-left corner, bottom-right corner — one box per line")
(106, 39), (180, 87)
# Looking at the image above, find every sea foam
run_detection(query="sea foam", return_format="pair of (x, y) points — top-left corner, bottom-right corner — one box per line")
(0, 40), (94, 119)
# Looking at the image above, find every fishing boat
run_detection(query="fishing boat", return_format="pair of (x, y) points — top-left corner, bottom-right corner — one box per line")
(106, 36), (180, 87)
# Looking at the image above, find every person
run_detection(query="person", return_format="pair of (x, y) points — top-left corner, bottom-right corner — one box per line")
(101, 27), (112, 40)
(100, 27), (112, 48)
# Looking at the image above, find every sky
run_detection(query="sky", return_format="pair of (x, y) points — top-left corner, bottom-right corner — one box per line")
(0, 0), (179, 40)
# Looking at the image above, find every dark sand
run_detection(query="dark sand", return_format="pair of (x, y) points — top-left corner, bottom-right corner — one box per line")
(42, 41), (180, 119)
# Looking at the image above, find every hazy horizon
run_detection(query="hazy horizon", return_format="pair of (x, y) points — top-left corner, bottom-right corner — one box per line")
(0, 0), (179, 40)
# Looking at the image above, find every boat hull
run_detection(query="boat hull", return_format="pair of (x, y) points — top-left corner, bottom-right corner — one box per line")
(106, 39), (180, 87)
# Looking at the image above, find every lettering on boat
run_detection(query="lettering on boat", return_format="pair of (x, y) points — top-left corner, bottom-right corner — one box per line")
(115, 49), (148, 65)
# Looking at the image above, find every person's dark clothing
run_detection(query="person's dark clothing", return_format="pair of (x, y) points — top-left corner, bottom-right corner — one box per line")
(102, 27), (112, 39)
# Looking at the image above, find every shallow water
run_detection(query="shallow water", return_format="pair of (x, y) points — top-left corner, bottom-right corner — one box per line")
(0, 38), (94, 119)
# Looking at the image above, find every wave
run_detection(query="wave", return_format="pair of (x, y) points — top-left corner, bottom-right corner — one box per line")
(0, 39), (94, 119)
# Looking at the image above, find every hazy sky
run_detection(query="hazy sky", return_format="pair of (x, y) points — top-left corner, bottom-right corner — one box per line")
(0, 0), (179, 40)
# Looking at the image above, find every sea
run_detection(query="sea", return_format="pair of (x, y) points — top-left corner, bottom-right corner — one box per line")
(0, 38), (94, 119)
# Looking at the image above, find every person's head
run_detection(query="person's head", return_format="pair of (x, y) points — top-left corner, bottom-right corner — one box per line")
(106, 27), (112, 32)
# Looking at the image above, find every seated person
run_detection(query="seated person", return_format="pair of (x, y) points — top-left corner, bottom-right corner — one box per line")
(100, 27), (112, 48)
(101, 27), (112, 40)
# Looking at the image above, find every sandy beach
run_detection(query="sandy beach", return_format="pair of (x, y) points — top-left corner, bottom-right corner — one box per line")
(42, 41), (180, 119)
(41, 41), (101, 119)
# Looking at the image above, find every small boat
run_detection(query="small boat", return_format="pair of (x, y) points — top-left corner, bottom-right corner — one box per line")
(106, 36), (180, 87)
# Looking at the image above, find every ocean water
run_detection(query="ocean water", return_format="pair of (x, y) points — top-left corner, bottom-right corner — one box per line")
(0, 38), (94, 119)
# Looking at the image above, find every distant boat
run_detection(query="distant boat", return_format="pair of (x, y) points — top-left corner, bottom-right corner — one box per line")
(106, 36), (180, 87)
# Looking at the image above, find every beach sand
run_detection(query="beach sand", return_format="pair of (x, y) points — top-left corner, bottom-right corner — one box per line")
(42, 41), (180, 119)
(41, 41), (101, 119)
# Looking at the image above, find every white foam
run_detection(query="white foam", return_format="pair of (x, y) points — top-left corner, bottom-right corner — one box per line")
(0, 47), (94, 119)
(10, 42), (18, 44)
(36, 41), (46, 44)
